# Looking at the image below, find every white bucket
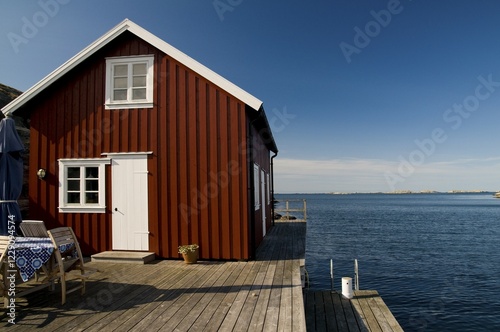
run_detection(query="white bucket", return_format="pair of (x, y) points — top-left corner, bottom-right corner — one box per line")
(342, 277), (353, 299)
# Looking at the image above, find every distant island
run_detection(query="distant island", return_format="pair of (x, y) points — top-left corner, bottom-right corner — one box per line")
(328, 190), (496, 195)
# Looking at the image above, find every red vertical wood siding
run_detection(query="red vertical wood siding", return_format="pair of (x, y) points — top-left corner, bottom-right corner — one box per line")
(23, 32), (260, 260)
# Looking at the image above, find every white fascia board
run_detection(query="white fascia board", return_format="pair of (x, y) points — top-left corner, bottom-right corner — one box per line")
(2, 20), (130, 116)
(2, 19), (262, 116)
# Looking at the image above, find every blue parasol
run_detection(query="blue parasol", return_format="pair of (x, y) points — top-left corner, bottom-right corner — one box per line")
(0, 117), (25, 236)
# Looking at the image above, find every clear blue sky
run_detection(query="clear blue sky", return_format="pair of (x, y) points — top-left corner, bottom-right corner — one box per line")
(2, 0), (500, 193)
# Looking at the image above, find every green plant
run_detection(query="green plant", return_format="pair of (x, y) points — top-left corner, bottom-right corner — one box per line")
(178, 244), (199, 254)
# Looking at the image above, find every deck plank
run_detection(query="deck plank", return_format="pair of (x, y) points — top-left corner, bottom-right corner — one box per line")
(291, 224), (306, 331)
(313, 292), (327, 332)
(242, 232), (278, 332)
(340, 294), (361, 332)
(248, 260), (276, 331)
(331, 291), (349, 332)
(372, 293), (404, 332)
(278, 242), (293, 332)
(304, 288), (316, 331)
(351, 292), (371, 332)
(262, 230), (286, 332)
(323, 292), (339, 332)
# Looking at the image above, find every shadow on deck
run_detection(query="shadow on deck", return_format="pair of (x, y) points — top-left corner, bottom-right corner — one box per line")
(1, 221), (307, 331)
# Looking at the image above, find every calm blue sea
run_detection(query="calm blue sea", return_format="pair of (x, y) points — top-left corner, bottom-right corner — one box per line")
(275, 193), (500, 332)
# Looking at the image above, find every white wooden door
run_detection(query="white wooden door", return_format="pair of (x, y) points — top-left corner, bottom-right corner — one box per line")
(111, 154), (149, 250)
(261, 169), (266, 237)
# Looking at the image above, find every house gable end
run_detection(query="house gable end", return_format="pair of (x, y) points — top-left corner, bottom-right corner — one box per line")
(2, 19), (263, 116)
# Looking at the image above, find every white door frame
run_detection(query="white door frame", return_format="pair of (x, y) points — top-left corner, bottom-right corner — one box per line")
(105, 152), (151, 251)
(261, 169), (266, 237)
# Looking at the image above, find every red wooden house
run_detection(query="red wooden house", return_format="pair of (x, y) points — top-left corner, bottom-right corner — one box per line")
(2, 19), (278, 260)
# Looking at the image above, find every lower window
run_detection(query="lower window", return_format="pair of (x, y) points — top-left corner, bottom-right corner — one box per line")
(58, 159), (110, 213)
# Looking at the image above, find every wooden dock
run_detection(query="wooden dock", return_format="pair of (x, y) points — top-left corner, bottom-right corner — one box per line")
(304, 290), (403, 332)
(1, 219), (402, 331)
(0, 220), (306, 331)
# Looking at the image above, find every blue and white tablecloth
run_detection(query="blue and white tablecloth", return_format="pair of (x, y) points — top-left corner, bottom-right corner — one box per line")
(13, 237), (75, 282)
(13, 237), (54, 282)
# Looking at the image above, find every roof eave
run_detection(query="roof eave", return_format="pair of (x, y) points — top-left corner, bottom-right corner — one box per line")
(248, 105), (278, 153)
(2, 20), (131, 116)
(260, 106), (278, 153)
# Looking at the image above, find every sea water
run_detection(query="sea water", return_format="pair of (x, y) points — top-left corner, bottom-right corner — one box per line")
(275, 193), (500, 332)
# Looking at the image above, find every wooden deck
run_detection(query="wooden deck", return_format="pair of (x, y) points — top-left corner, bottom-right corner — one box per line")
(0, 220), (307, 331)
(304, 290), (403, 332)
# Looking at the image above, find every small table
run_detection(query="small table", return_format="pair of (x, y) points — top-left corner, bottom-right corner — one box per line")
(12, 237), (54, 282)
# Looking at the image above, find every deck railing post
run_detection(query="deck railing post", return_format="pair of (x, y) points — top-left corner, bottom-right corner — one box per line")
(303, 199), (307, 221)
(354, 259), (359, 291)
(330, 259), (334, 291)
(274, 199), (307, 221)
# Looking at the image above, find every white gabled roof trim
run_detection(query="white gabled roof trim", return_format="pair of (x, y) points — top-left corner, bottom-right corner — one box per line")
(2, 19), (263, 116)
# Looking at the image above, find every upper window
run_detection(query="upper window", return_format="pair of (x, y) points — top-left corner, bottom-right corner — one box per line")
(58, 158), (110, 213)
(105, 55), (154, 109)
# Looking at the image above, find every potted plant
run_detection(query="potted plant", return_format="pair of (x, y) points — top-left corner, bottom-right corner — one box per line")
(178, 244), (199, 264)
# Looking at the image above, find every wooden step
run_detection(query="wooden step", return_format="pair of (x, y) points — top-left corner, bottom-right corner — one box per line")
(90, 251), (156, 264)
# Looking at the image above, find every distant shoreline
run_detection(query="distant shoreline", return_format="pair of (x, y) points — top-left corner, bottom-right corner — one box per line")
(331, 190), (496, 195)
(276, 190), (498, 195)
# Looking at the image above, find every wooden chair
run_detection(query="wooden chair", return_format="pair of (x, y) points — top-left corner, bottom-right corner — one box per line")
(47, 227), (94, 304)
(19, 220), (49, 237)
(19, 220), (50, 281)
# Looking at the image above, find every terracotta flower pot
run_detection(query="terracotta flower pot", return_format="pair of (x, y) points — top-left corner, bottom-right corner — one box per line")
(182, 248), (199, 264)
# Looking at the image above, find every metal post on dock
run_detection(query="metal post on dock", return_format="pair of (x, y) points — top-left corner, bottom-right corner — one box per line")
(330, 259), (334, 291)
(354, 259), (359, 291)
(303, 199), (307, 221)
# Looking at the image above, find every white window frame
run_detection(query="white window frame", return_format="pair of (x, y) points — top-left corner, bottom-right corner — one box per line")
(105, 55), (154, 110)
(58, 158), (110, 213)
(254, 164), (260, 210)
